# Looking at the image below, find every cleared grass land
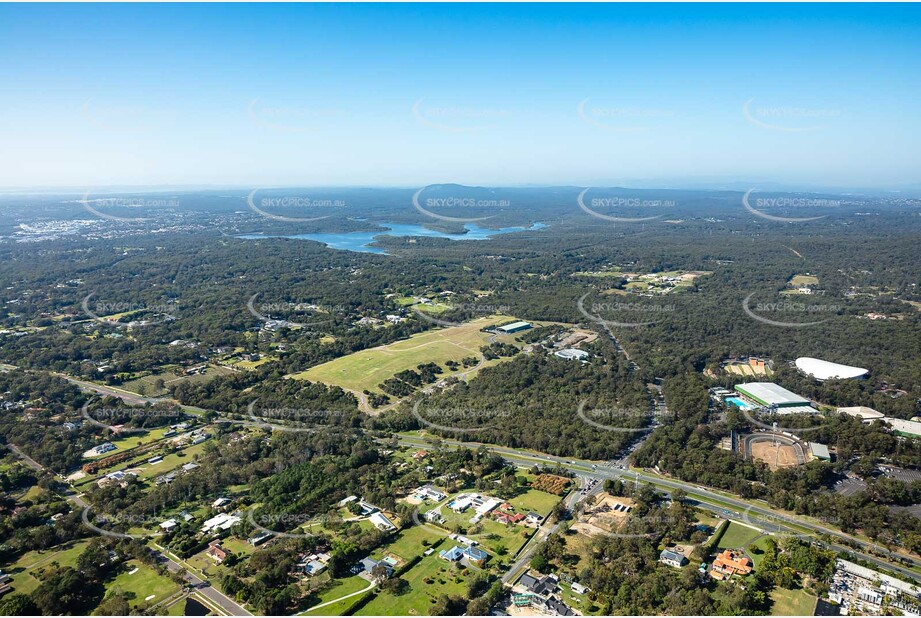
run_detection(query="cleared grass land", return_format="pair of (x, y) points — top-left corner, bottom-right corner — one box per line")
(716, 521), (761, 549)
(121, 365), (235, 397)
(289, 316), (512, 394)
(508, 488), (565, 514)
(770, 586), (817, 615)
(5, 540), (91, 595)
(104, 559), (181, 610)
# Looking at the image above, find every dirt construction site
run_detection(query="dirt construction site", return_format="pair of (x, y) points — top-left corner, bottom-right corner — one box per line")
(572, 493), (636, 536)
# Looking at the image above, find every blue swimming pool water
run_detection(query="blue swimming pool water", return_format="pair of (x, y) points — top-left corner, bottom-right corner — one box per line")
(725, 396), (754, 410)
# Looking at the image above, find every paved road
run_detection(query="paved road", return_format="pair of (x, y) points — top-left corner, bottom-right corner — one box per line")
(395, 434), (921, 584)
(6, 442), (46, 473)
(153, 544), (252, 616)
(502, 475), (586, 585)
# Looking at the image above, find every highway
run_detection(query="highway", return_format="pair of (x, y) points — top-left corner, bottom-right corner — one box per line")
(395, 434), (921, 584)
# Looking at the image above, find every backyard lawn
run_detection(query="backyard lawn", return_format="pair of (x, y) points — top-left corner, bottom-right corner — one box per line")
(375, 524), (445, 564)
(355, 554), (473, 616)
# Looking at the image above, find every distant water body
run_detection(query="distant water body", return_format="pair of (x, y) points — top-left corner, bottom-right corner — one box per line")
(236, 221), (547, 254)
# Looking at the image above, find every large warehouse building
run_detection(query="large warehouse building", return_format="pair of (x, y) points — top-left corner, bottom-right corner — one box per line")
(734, 382), (815, 414)
(795, 357), (869, 381)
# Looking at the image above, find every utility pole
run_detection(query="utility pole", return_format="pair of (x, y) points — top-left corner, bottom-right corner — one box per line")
(773, 421), (779, 469)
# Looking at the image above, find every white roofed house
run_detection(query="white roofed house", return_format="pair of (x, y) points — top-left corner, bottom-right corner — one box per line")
(450, 496), (474, 512)
(369, 512), (397, 532)
(202, 512), (241, 534)
(338, 495), (358, 507)
(475, 498), (501, 516)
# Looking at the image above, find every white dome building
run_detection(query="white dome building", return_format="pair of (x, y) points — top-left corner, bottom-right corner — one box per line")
(795, 357), (868, 381)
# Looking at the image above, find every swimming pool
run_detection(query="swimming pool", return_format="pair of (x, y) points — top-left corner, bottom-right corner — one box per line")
(725, 396), (754, 410)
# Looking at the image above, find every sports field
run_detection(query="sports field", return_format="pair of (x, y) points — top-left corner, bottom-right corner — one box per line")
(289, 315), (512, 394)
(789, 274), (819, 287)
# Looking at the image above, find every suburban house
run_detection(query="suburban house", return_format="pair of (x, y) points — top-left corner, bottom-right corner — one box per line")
(206, 541), (228, 563)
(337, 495), (358, 507)
(439, 546), (466, 562)
(415, 484), (447, 502)
(248, 532), (273, 546)
(159, 518), (178, 531)
(515, 572), (575, 616)
(711, 550), (753, 579)
(659, 549), (688, 568)
(464, 545), (489, 567)
(526, 512), (543, 525)
(571, 582), (589, 595)
(369, 512), (397, 532)
(495, 512), (525, 525)
(518, 572), (559, 596)
(358, 500), (379, 516)
(202, 512), (241, 533)
(212, 497), (232, 508)
(450, 496), (474, 512)
(545, 597), (577, 616)
(423, 510), (445, 524)
(304, 560), (327, 576)
(353, 557), (393, 579)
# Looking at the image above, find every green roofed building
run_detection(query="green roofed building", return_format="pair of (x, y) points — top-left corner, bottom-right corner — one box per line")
(735, 382), (811, 409)
(497, 321), (532, 334)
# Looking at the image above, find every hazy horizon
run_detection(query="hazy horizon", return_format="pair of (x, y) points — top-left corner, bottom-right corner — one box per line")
(2, 3), (920, 189)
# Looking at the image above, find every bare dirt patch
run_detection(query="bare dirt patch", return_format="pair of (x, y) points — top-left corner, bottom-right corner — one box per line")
(751, 442), (800, 470)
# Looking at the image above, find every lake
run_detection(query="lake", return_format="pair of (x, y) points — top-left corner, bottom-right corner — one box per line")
(236, 221), (547, 254)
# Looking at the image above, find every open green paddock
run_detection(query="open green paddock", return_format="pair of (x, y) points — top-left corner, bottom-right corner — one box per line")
(3, 540), (91, 596)
(101, 559), (181, 610)
(770, 586), (817, 615)
(289, 315), (515, 394)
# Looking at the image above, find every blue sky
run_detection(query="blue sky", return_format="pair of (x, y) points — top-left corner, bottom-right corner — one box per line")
(1, 3), (919, 189)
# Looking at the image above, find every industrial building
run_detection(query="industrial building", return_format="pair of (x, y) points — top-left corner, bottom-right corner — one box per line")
(496, 321), (532, 334)
(734, 382), (814, 414)
(886, 418), (921, 438)
(837, 406), (885, 422)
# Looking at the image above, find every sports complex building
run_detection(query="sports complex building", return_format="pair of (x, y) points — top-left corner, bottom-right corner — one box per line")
(733, 382), (817, 415)
(795, 357), (869, 381)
